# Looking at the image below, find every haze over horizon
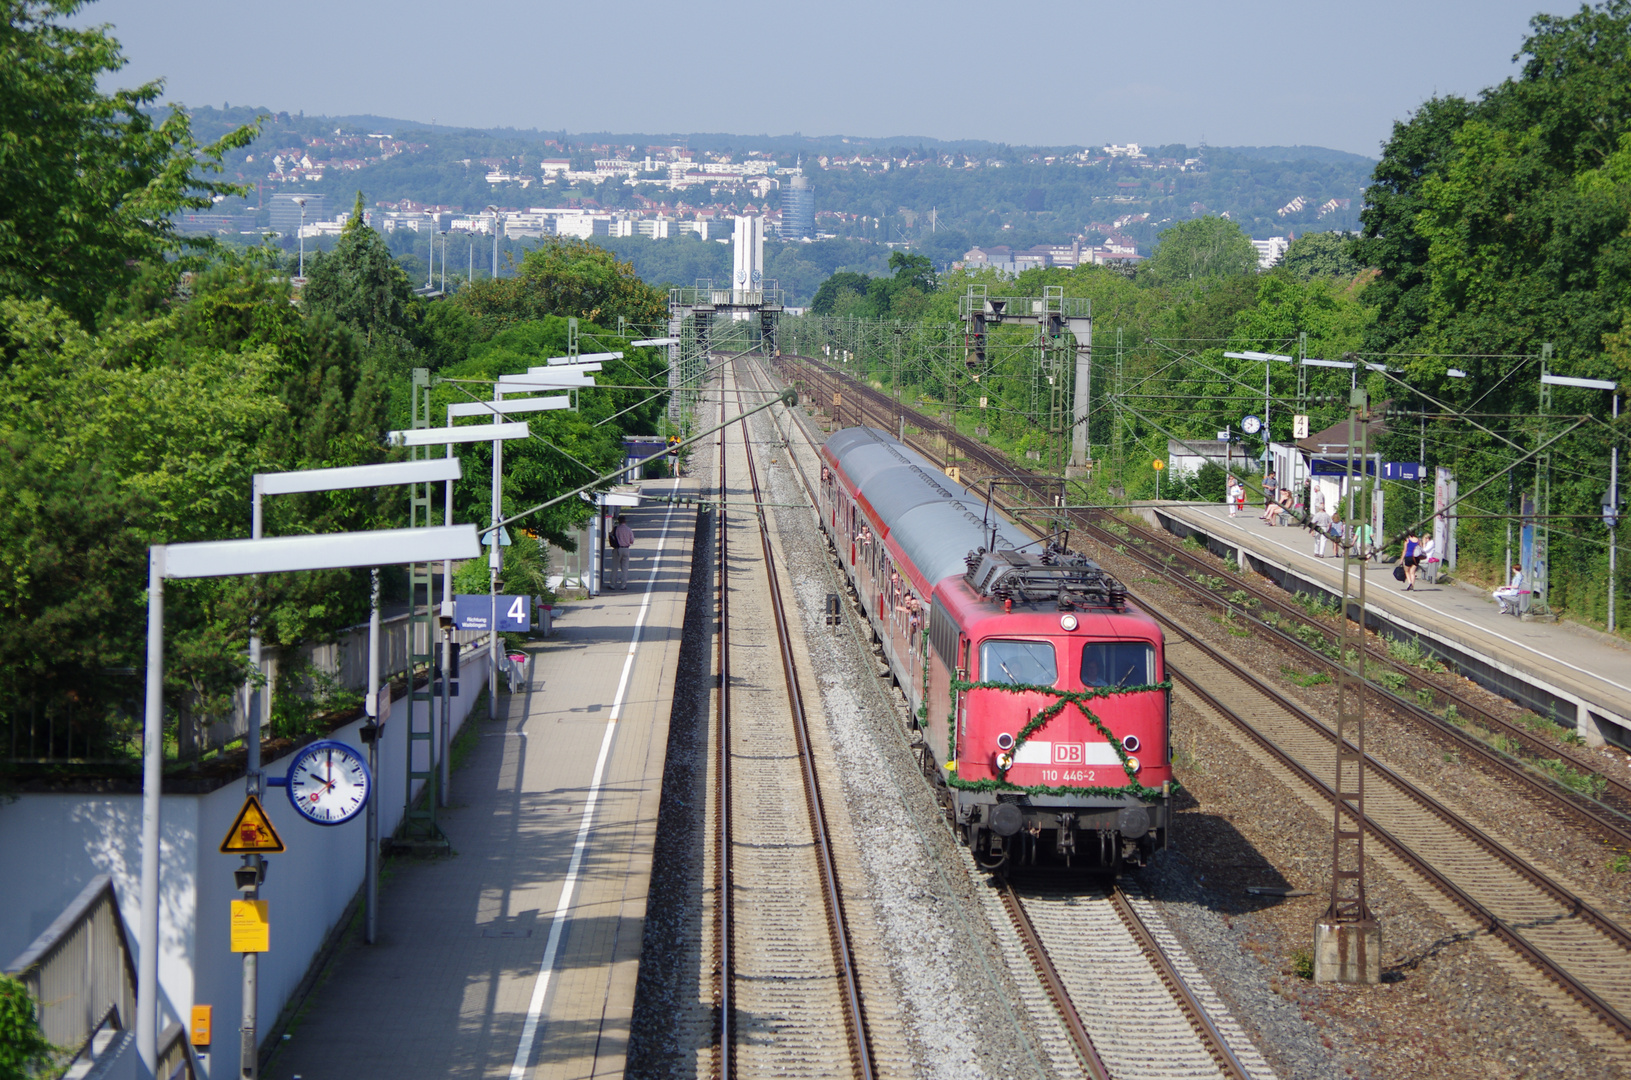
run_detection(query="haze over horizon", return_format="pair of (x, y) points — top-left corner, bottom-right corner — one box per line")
(81, 0), (1578, 160)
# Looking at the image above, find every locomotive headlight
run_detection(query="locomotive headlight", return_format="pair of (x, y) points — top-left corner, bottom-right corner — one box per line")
(996, 732), (1015, 751)
(1124, 755), (1142, 774)
(996, 752), (1014, 773)
(1121, 735), (1141, 753)
(1059, 613), (1079, 631)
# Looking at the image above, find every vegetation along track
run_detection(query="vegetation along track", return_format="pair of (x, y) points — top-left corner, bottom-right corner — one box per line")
(778, 354), (1631, 844)
(771, 353), (1631, 1046)
(743, 352), (1278, 1079)
(713, 363), (875, 1079)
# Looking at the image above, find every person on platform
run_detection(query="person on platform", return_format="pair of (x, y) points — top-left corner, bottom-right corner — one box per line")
(1401, 533), (1422, 591)
(1421, 534), (1438, 583)
(609, 514), (635, 590)
(1494, 564), (1525, 615)
(1312, 505), (1333, 557)
(1258, 469), (1280, 521)
(1226, 475), (1241, 517)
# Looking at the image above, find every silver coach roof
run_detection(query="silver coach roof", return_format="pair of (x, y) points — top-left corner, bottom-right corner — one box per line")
(826, 426), (1029, 586)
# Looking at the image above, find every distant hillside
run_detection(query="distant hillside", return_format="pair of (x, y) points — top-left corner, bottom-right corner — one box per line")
(175, 106), (1377, 296)
(1216, 145), (1377, 166)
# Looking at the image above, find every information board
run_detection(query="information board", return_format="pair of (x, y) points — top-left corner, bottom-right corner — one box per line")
(453, 594), (531, 632)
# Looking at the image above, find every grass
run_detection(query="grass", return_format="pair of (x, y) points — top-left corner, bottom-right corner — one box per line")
(1211, 610), (1252, 637)
(1281, 665), (1332, 688)
(1289, 949), (1315, 980)
(1610, 853), (1630, 874)
(1534, 758), (1609, 799)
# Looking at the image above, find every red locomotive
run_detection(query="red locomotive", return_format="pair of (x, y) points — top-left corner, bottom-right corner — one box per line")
(819, 427), (1172, 871)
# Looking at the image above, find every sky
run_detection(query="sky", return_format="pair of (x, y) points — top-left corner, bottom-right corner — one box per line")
(80, 0), (1582, 158)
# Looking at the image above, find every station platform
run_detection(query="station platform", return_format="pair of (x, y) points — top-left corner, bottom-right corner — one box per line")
(267, 479), (699, 1080)
(1147, 501), (1631, 749)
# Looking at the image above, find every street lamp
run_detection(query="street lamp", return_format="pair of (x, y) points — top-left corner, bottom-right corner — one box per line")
(486, 204), (502, 279)
(136, 525), (481, 1080)
(1224, 349), (1293, 489)
(249, 458), (464, 953)
(387, 419), (534, 751)
(294, 197), (307, 279)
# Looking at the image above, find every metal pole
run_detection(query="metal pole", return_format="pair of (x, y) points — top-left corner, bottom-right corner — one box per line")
(239, 871), (258, 1080)
(137, 549), (166, 1079)
(297, 199), (306, 279)
(1612, 393), (1620, 633)
(441, 231), (448, 293)
(488, 381), (501, 724)
(365, 569), (381, 944)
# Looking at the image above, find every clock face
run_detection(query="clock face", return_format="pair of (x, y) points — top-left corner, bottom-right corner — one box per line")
(285, 740), (371, 826)
(1241, 415), (1263, 435)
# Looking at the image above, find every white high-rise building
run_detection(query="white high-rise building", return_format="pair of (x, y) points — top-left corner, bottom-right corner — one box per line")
(731, 216), (764, 303)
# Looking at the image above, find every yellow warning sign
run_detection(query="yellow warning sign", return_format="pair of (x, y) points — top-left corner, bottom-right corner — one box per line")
(219, 795), (285, 854)
(230, 900), (269, 952)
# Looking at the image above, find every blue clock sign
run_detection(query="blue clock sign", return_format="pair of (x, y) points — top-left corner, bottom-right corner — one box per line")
(268, 739), (372, 826)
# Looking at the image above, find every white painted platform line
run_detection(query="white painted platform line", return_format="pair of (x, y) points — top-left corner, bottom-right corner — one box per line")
(508, 477), (682, 1080)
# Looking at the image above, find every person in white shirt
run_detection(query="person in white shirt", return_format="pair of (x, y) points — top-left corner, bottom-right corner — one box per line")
(1227, 476), (1242, 517)
(1493, 564), (1524, 614)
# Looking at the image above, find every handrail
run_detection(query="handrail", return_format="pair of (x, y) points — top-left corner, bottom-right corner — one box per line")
(5, 874), (138, 1064)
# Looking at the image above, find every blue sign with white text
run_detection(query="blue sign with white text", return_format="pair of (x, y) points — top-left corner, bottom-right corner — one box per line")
(453, 594), (531, 632)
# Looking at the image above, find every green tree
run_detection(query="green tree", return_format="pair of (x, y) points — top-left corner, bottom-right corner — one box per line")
(1281, 231), (1362, 280)
(1142, 217), (1258, 285)
(455, 237), (666, 330)
(300, 192), (415, 347)
(810, 271), (873, 315)
(0, 0), (258, 326)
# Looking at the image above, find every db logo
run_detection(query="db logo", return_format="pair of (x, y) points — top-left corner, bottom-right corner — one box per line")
(1053, 743), (1084, 764)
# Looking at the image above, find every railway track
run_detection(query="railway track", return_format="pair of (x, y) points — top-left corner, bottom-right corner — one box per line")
(712, 361), (875, 1079)
(740, 353), (1276, 1080)
(780, 353), (1631, 846)
(766, 352), (1631, 1051)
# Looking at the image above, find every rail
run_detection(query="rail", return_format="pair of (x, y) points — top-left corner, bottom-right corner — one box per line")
(732, 363), (875, 1077)
(996, 883), (1111, 1080)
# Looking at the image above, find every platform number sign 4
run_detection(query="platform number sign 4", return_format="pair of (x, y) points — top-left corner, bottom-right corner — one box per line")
(1293, 414), (1310, 440)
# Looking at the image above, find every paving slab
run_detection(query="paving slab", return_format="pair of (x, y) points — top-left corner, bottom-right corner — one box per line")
(265, 479), (697, 1080)
(1153, 502), (1631, 742)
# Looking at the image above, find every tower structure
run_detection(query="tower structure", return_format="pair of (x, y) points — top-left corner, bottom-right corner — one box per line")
(732, 215), (764, 305)
(780, 173), (814, 239)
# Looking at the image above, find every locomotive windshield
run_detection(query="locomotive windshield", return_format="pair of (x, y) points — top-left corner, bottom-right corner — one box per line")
(979, 639), (1057, 686)
(1080, 642), (1157, 687)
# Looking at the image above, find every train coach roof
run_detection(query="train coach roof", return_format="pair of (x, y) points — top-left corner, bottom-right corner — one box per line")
(825, 426), (1030, 586)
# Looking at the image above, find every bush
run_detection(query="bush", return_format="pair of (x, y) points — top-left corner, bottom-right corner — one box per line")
(0, 975), (57, 1079)
(1193, 461), (1227, 503)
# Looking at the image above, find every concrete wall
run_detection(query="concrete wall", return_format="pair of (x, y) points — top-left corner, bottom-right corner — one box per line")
(0, 649), (489, 1079)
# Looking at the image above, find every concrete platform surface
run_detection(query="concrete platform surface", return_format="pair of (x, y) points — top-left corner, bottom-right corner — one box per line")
(266, 479), (696, 1080)
(1153, 502), (1631, 743)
